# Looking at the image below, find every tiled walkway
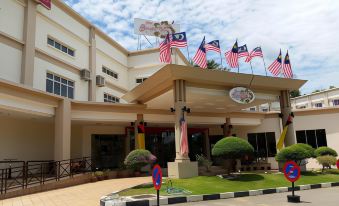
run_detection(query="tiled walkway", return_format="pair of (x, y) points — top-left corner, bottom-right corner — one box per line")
(0, 176), (151, 206)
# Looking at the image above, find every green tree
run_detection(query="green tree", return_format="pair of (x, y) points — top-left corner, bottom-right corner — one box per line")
(329, 86), (336, 89)
(316, 155), (337, 172)
(124, 149), (156, 172)
(290, 90), (301, 98)
(207, 59), (220, 70)
(275, 143), (315, 165)
(212, 137), (254, 174)
(315, 146), (338, 157)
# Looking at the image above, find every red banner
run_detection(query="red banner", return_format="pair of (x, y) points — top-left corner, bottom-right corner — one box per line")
(38, 0), (51, 10)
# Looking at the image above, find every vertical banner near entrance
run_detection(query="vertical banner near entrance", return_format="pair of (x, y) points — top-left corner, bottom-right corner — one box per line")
(277, 113), (294, 150)
(180, 118), (189, 156)
(137, 122), (145, 149)
(37, 0), (51, 10)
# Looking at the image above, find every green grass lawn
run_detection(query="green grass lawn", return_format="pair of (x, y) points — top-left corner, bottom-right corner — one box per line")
(118, 171), (339, 196)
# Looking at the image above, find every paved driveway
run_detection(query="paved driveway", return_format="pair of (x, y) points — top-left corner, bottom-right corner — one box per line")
(175, 187), (339, 206)
(0, 176), (151, 206)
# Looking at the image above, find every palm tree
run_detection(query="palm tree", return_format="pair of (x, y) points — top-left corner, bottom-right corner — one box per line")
(207, 59), (220, 70)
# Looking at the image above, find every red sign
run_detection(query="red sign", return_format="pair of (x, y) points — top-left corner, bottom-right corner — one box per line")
(336, 159), (339, 169)
(38, 0), (51, 10)
(152, 164), (162, 190)
(283, 161), (301, 183)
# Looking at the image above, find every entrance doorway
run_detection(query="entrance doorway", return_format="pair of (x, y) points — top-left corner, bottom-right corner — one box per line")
(91, 134), (125, 170)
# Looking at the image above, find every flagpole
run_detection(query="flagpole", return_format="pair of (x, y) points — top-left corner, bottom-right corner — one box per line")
(260, 46), (268, 76)
(186, 43), (191, 65)
(219, 52), (223, 69)
(249, 61), (254, 75)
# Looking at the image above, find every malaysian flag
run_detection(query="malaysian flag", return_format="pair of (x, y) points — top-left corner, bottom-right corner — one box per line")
(268, 50), (282, 76)
(238, 44), (249, 58)
(205, 40), (221, 53)
(180, 118), (189, 156)
(192, 37), (207, 69)
(171, 32), (187, 48)
(245, 47), (264, 62)
(159, 34), (171, 64)
(225, 41), (239, 68)
(282, 51), (293, 78)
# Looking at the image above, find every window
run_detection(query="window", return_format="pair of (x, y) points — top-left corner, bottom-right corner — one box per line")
(136, 77), (148, 84)
(262, 108), (268, 112)
(314, 102), (322, 108)
(46, 73), (74, 99)
(104, 93), (120, 103)
(47, 37), (75, 57)
(102, 66), (118, 79)
(296, 105), (307, 109)
(247, 132), (277, 158)
(296, 129), (327, 148)
(333, 99), (339, 106)
(249, 107), (256, 111)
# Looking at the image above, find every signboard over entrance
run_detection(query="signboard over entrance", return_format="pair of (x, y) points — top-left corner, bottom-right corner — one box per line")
(134, 18), (180, 38)
(229, 87), (255, 104)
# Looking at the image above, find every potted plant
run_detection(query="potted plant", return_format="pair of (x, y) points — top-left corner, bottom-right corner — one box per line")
(124, 149), (157, 176)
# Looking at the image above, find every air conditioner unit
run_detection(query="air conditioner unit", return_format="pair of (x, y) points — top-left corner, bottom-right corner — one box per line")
(80, 69), (91, 81)
(96, 75), (105, 87)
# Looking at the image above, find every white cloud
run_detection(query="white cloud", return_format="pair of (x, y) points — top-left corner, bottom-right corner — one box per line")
(64, 0), (339, 93)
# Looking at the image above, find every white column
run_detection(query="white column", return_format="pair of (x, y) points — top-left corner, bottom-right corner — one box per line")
(168, 80), (198, 178)
(88, 27), (96, 101)
(280, 90), (296, 146)
(54, 99), (71, 161)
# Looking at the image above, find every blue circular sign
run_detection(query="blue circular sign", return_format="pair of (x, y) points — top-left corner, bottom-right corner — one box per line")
(283, 161), (301, 182)
(152, 164), (162, 190)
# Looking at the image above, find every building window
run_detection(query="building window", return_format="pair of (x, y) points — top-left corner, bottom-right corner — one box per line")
(102, 66), (118, 79)
(296, 129), (327, 148)
(262, 108), (268, 112)
(104, 93), (120, 103)
(249, 107), (256, 111)
(47, 37), (75, 57)
(46, 73), (74, 99)
(314, 102), (322, 108)
(136, 77), (148, 84)
(333, 99), (339, 106)
(296, 105), (307, 109)
(247, 132), (277, 158)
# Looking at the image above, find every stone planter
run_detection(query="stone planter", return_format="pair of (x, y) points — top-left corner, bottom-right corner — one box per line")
(118, 169), (131, 178)
(108, 170), (118, 179)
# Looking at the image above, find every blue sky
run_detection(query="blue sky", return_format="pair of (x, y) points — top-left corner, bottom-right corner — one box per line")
(64, 0), (339, 94)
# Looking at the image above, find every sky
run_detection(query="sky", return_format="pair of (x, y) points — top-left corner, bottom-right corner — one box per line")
(64, 0), (339, 94)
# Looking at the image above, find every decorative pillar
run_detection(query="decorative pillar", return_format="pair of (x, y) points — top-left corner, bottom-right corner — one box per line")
(21, 0), (37, 86)
(54, 99), (71, 161)
(168, 80), (198, 178)
(223, 117), (232, 137)
(88, 27), (96, 101)
(280, 90), (296, 146)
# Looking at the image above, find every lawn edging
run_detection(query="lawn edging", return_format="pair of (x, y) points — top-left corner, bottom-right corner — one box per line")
(100, 182), (339, 206)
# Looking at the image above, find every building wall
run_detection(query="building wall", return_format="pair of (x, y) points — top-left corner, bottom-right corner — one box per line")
(0, 0), (25, 41)
(0, 116), (54, 161)
(0, 43), (22, 83)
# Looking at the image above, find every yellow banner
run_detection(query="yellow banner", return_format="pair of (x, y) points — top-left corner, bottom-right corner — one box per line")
(277, 125), (288, 150)
(137, 133), (145, 149)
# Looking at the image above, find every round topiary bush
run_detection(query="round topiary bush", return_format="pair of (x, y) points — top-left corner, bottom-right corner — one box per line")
(212, 137), (254, 158)
(275, 143), (315, 165)
(314, 146), (338, 157)
(124, 149), (156, 171)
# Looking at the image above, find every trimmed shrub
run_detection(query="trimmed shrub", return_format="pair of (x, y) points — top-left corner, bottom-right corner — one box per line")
(315, 146), (338, 157)
(212, 137), (254, 159)
(124, 149), (156, 171)
(275, 143), (315, 165)
(316, 155), (337, 171)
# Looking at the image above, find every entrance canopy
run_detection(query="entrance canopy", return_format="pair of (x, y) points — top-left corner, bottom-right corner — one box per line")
(122, 65), (307, 113)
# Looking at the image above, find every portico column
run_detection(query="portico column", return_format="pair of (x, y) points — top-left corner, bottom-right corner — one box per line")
(223, 117), (231, 137)
(54, 99), (71, 161)
(168, 80), (198, 178)
(280, 90), (296, 146)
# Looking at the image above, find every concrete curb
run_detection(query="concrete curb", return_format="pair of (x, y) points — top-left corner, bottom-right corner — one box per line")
(100, 182), (339, 206)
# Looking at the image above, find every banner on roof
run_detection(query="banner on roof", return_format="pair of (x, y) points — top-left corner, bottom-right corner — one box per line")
(134, 18), (180, 38)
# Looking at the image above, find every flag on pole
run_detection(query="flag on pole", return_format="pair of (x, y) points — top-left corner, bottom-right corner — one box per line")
(268, 50), (282, 76)
(245, 47), (264, 62)
(205, 40), (221, 53)
(192, 37), (207, 69)
(180, 118), (189, 156)
(238, 44), (249, 58)
(282, 51), (293, 78)
(276, 114), (294, 150)
(159, 34), (171, 63)
(225, 41), (239, 68)
(170, 32), (187, 48)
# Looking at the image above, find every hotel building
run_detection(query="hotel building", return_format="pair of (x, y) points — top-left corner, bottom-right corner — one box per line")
(0, 0), (337, 177)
